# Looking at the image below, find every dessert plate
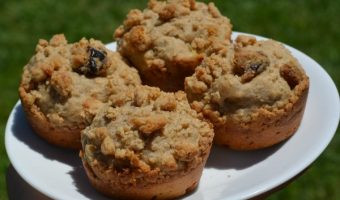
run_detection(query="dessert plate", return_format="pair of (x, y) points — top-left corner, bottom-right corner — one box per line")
(5, 32), (340, 200)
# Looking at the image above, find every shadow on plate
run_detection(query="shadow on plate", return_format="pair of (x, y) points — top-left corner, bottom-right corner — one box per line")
(205, 141), (285, 170)
(11, 104), (111, 199)
(11, 104), (79, 166)
(7, 164), (51, 200)
(68, 164), (112, 200)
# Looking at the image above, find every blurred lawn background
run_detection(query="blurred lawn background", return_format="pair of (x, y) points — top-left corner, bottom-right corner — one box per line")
(0, 0), (339, 199)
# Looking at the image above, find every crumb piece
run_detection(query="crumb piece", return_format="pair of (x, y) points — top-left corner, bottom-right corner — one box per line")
(130, 115), (167, 135)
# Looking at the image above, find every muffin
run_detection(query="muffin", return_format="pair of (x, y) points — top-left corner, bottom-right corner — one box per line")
(19, 34), (141, 149)
(114, 0), (232, 91)
(185, 35), (309, 150)
(81, 85), (214, 199)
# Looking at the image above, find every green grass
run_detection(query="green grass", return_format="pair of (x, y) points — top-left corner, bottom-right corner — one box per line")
(0, 0), (339, 199)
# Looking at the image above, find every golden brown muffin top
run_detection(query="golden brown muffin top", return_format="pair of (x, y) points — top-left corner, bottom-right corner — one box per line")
(114, 0), (232, 91)
(185, 35), (309, 123)
(19, 34), (141, 129)
(81, 85), (213, 184)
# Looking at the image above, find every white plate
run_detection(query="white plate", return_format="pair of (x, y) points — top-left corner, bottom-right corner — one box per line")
(5, 32), (340, 200)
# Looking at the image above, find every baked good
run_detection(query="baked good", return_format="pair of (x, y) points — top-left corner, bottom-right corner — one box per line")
(81, 85), (214, 199)
(114, 0), (232, 91)
(185, 35), (309, 150)
(19, 34), (141, 149)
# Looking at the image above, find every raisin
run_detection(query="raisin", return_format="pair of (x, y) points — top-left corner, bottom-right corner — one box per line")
(77, 47), (107, 77)
(233, 50), (269, 83)
(249, 63), (261, 71)
(88, 59), (97, 74)
(89, 47), (106, 61)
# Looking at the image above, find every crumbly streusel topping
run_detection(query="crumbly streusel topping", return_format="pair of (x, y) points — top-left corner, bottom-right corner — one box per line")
(185, 35), (308, 123)
(114, 0), (232, 91)
(20, 34), (141, 129)
(82, 85), (213, 175)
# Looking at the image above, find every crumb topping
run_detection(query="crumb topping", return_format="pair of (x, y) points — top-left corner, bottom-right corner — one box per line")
(114, 0), (232, 91)
(185, 35), (309, 122)
(19, 34), (141, 129)
(82, 86), (214, 180)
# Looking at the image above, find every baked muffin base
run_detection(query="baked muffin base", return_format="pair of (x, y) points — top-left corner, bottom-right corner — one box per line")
(20, 97), (82, 149)
(24, 107), (82, 149)
(81, 153), (209, 200)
